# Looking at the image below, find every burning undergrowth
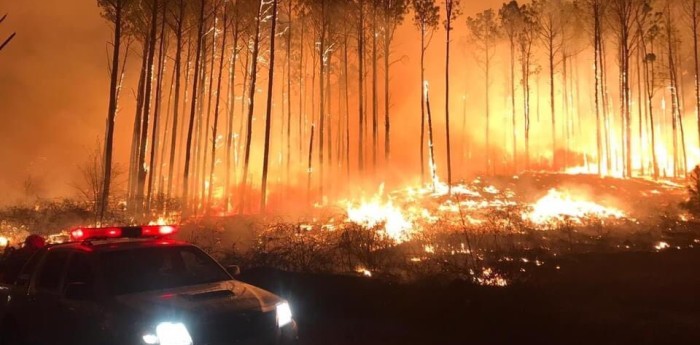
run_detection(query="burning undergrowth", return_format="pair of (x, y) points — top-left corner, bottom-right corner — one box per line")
(200, 173), (700, 287)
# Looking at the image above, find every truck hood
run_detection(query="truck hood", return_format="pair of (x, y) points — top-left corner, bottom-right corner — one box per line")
(113, 279), (283, 318)
(109, 280), (284, 343)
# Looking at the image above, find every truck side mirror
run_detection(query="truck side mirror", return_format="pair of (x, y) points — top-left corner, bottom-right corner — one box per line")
(65, 282), (93, 300)
(226, 265), (241, 277)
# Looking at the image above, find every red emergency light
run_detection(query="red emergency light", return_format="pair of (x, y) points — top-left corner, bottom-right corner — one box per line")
(70, 225), (178, 242)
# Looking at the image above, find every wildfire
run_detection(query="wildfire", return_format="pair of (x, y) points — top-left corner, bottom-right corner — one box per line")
(346, 186), (413, 242)
(148, 215), (180, 225)
(526, 189), (625, 225)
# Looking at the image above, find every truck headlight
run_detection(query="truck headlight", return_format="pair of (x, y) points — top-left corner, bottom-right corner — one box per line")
(142, 322), (193, 345)
(276, 302), (293, 328)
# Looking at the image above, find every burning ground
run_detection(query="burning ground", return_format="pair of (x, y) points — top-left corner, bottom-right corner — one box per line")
(3, 172), (700, 344)
(167, 172), (700, 287)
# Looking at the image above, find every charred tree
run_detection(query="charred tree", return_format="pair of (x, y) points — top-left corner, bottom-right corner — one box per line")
(443, 0), (460, 193)
(261, 0), (279, 211)
(411, 0), (439, 184)
(240, 0), (264, 212)
(97, 0), (130, 220)
(382, 0), (408, 163)
(183, 0), (207, 211)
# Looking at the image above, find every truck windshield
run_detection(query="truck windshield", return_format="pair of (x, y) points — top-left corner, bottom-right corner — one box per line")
(99, 245), (231, 295)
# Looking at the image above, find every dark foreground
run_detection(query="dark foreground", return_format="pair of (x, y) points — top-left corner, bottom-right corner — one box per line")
(239, 248), (700, 345)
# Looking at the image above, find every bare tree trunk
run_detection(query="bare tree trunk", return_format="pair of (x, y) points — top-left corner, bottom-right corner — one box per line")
(371, 3), (378, 172)
(128, 41), (148, 212)
(261, 0), (278, 212)
(594, 1), (603, 175)
(601, 38), (612, 172)
(183, 0), (206, 211)
(548, 34), (556, 169)
(420, 28), (426, 184)
(99, 0), (124, 221)
(225, 17), (240, 213)
(167, 0), (185, 202)
(358, 0), (365, 173)
(318, 0), (326, 198)
(286, 0), (293, 186)
(240, 0), (264, 212)
(147, 4), (167, 210)
(298, 24), (305, 168)
(307, 124), (315, 202)
(201, 17), (218, 209)
(445, 7), (452, 193)
(667, 9), (680, 177)
(485, 45), (491, 173)
(137, 0), (160, 213)
(158, 61), (175, 198)
(425, 83), (437, 191)
(693, 0), (700, 148)
(344, 31), (351, 178)
(383, 7), (391, 162)
(510, 38), (517, 171)
(208, 11), (229, 212)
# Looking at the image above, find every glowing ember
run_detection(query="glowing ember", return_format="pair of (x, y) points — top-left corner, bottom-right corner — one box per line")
(654, 241), (670, 251)
(356, 267), (372, 277)
(526, 189), (625, 225)
(474, 268), (508, 287)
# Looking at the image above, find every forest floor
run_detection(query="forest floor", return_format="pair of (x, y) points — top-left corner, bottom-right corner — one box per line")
(239, 246), (700, 345)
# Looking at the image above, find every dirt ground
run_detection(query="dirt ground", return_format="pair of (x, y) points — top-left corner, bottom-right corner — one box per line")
(239, 248), (700, 345)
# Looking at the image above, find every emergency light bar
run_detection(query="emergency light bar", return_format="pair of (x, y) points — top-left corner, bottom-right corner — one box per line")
(70, 225), (178, 242)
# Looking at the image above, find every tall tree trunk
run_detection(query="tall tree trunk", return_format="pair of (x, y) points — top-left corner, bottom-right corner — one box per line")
(383, 8), (391, 162)
(208, 11), (229, 212)
(445, 11), (452, 193)
(593, 1), (603, 175)
(344, 31), (351, 178)
(137, 0), (160, 213)
(147, 4), (167, 210)
(601, 38), (612, 173)
(167, 0), (185, 202)
(510, 38), (517, 171)
(128, 41), (148, 211)
(307, 124), (315, 202)
(100, 0), (123, 221)
(426, 83), (437, 191)
(225, 19), (240, 213)
(175, 38), (193, 198)
(420, 28), (426, 184)
(358, 0), (365, 173)
(646, 40), (660, 179)
(240, 0), (264, 212)
(201, 18), (218, 208)
(693, 0), (700, 148)
(261, 0), (278, 212)
(158, 62), (176, 198)
(286, 0), (293, 186)
(371, 3), (378, 171)
(485, 44), (491, 173)
(548, 34), (556, 169)
(318, 0), (326, 198)
(183, 0), (206, 211)
(298, 24), (305, 168)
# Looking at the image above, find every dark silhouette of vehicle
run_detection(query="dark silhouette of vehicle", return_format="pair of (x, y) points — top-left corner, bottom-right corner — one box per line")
(0, 225), (297, 345)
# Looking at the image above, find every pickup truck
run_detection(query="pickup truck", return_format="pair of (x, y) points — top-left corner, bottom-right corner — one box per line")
(0, 225), (298, 345)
